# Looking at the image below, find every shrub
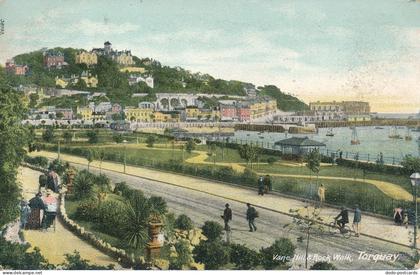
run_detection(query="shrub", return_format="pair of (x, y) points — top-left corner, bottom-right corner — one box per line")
(201, 221), (223, 242)
(229, 243), (260, 270)
(48, 159), (66, 176)
(259, 238), (295, 270)
(62, 251), (113, 270)
(267, 157), (277, 165)
(112, 133), (124, 144)
(42, 127), (55, 143)
(93, 173), (111, 192)
(185, 139), (196, 153)
(175, 214), (194, 230)
(97, 200), (128, 237)
(169, 239), (193, 269)
(193, 240), (230, 270)
(86, 130), (99, 144)
(25, 156), (49, 168)
(310, 261), (337, 270)
(74, 199), (99, 221)
(113, 181), (130, 195)
(146, 135), (156, 148)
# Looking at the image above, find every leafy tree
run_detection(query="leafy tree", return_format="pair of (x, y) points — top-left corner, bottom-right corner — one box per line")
(185, 139), (196, 154)
(310, 261), (337, 270)
(239, 144), (260, 169)
(94, 173), (111, 192)
(48, 159), (66, 176)
(259, 238), (295, 270)
(28, 93), (39, 108)
(146, 135), (156, 148)
(56, 112), (64, 120)
(86, 130), (99, 144)
(193, 240), (230, 270)
(229, 243), (260, 270)
(169, 239), (193, 270)
(85, 149), (96, 172)
(401, 155), (420, 176)
(42, 127), (55, 142)
(201, 221), (224, 242)
(63, 131), (73, 143)
(175, 214), (194, 230)
(306, 149), (321, 194)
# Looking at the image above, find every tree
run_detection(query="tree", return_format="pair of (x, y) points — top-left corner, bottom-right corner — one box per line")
(56, 112), (64, 120)
(185, 139), (196, 154)
(73, 170), (95, 199)
(149, 196), (168, 215)
(239, 144), (260, 169)
(305, 148), (321, 198)
(63, 131), (73, 143)
(229, 243), (260, 270)
(28, 93), (39, 108)
(286, 206), (324, 269)
(86, 130), (99, 144)
(146, 135), (156, 148)
(123, 193), (150, 249)
(169, 239), (193, 269)
(259, 238), (295, 270)
(193, 240), (230, 270)
(310, 261), (337, 270)
(85, 149), (96, 172)
(401, 155), (420, 176)
(42, 127), (55, 142)
(97, 149), (106, 174)
(201, 221), (223, 242)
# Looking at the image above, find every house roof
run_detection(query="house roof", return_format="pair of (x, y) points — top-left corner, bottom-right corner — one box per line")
(274, 137), (326, 147)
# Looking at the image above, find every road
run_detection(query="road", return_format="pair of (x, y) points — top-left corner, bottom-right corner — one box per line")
(73, 163), (414, 270)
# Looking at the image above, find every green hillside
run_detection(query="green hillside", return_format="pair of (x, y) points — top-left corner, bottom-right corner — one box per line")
(6, 47), (308, 111)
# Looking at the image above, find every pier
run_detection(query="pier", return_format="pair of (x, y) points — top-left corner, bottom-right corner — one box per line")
(315, 119), (420, 128)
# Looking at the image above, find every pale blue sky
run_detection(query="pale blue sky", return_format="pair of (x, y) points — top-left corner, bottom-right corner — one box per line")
(0, 0), (419, 112)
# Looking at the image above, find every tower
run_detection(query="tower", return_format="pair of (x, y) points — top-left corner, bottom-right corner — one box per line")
(104, 41), (112, 55)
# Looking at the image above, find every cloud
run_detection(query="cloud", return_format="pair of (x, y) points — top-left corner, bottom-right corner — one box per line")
(66, 19), (139, 36)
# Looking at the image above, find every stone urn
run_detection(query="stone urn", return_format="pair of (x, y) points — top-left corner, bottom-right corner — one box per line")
(146, 213), (164, 262)
(65, 167), (76, 193)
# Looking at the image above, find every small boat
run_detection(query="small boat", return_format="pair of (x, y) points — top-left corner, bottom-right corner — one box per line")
(326, 128), (334, 137)
(351, 127), (360, 145)
(259, 136), (264, 139)
(375, 126), (384, 129)
(405, 128), (413, 141)
(389, 126), (402, 139)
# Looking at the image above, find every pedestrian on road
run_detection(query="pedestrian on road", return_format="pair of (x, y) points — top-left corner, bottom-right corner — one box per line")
(258, 176), (264, 196)
(20, 200), (31, 230)
(352, 204), (361, 237)
(403, 213), (409, 229)
(42, 191), (58, 230)
(246, 203), (258, 232)
(393, 206), (403, 225)
(221, 203), (232, 231)
(28, 192), (45, 230)
(263, 175), (271, 194)
(317, 184), (325, 207)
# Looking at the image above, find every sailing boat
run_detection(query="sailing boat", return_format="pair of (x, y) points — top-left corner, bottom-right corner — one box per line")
(389, 126), (402, 139)
(351, 127), (360, 145)
(326, 128), (334, 137)
(405, 127), (412, 141)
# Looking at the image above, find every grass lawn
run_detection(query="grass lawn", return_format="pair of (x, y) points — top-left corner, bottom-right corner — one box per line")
(255, 163), (412, 192)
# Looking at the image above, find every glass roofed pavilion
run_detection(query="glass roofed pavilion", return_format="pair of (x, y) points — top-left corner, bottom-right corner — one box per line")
(274, 137), (326, 156)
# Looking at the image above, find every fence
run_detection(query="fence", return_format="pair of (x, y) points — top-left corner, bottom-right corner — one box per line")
(210, 136), (405, 166)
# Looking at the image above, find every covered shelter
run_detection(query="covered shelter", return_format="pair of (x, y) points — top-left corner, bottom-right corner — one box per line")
(274, 137), (326, 155)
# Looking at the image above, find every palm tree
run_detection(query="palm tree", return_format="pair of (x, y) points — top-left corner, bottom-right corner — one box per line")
(97, 149), (106, 174)
(306, 149), (321, 198)
(123, 195), (150, 249)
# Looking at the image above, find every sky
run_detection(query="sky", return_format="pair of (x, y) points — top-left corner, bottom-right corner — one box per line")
(0, 0), (419, 113)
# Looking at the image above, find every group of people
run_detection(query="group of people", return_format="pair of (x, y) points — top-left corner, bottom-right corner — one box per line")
(221, 203), (259, 233)
(393, 206), (409, 228)
(20, 169), (60, 231)
(257, 175), (272, 196)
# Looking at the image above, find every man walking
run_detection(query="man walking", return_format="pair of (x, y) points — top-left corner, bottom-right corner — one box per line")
(258, 176), (264, 196)
(221, 203), (232, 231)
(246, 203), (258, 232)
(353, 204), (362, 237)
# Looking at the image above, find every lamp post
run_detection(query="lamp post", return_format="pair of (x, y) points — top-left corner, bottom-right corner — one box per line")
(123, 139), (127, 174)
(410, 172), (420, 249)
(57, 140), (61, 161)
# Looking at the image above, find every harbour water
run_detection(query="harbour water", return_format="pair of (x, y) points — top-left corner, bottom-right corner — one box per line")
(233, 126), (420, 164)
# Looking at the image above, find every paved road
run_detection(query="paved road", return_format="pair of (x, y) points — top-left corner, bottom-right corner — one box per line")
(74, 163), (413, 270)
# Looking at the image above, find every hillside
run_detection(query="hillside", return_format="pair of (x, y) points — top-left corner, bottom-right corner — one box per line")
(7, 47), (308, 111)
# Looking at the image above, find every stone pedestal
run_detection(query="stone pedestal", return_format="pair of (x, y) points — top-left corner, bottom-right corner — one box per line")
(146, 217), (163, 262)
(65, 167), (76, 193)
